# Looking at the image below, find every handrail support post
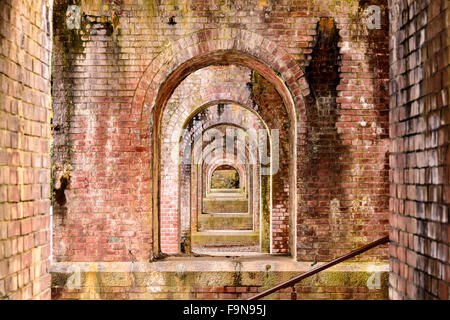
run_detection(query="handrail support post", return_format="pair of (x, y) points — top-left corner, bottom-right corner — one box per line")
(291, 286), (297, 300)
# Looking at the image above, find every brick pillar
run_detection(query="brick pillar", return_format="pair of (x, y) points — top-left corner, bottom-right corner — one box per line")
(0, 0), (52, 299)
(389, 0), (449, 300)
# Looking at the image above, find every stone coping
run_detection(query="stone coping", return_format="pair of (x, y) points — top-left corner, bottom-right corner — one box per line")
(51, 257), (389, 273)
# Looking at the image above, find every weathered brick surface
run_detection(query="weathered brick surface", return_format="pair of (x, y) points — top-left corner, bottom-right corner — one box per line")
(160, 66), (267, 253)
(52, 0), (390, 264)
(389, 0), (449, 300)
(0, 0), (52, 299)
(53, 280), (388, 300)
(3, 0), (448, 301)
(174, 100), (264, 252)
(50, 261), (389, 300)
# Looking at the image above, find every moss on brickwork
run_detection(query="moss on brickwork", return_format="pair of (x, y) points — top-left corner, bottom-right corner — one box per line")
(50, 265), (389, 300)
(53, 5), (84, 54)
(262, 269), (276, 291)
(51, 0), (390, 265)
(52, 4), (81, 215)
(51, 272), (70, 287)
(318, 17), (339, 44)
(53, 171), (70, 206)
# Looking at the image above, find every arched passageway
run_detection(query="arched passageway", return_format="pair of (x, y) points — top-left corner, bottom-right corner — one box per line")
(135, 31), (307, 256)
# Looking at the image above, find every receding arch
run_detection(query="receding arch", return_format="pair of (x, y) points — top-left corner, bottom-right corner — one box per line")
(132, 29), (309, 257)
(183, 121), (262, 251)
(178, 104), (265, 167)
(169, 103), (266, 253)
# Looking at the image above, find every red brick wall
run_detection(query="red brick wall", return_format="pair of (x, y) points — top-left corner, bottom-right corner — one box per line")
(0, 0), (52, 299)
(389, 0), (449, 299)
(297, 3), (390, 262)
(52, 0), (390, 263)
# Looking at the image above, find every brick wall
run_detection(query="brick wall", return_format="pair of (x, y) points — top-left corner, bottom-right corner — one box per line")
(0, 0), (52, 299)
(52, 0), (390, 263)
(389, 0), (449, 299)
(297, 1), (390, 262)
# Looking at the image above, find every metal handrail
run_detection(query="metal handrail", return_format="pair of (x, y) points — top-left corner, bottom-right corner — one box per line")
(247, 235), (389, 300)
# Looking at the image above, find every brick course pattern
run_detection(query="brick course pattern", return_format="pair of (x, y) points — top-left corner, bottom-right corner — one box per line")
(0, 0), (52, 299)
(389, 0), (449, 300)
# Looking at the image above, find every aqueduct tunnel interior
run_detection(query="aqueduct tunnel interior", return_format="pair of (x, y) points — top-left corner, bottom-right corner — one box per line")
(0, 0), (448, 300)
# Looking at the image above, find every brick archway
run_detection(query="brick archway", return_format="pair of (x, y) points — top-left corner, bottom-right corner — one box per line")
(165, 102), (265, 253)
(132, 29), (309, 257)
(167, 99), (265, 165)
(131, 28), (309, 122)
(179, 115), (264, 254)
(162, 87), (256, 147)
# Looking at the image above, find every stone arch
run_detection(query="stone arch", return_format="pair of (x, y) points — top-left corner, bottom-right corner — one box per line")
(189, 121), (261, 166)
(132, 28), (309, 257)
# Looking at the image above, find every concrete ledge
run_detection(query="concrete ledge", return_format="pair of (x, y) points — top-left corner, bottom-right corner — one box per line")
(51, 258), (389, 273)
(50, 259), (389, 300)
